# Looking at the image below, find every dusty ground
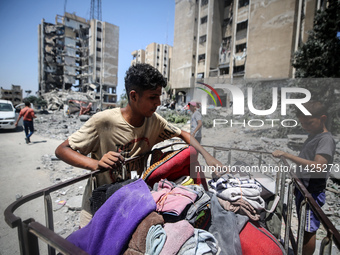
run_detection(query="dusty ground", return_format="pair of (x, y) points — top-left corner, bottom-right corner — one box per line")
(1, 110), (339, 254)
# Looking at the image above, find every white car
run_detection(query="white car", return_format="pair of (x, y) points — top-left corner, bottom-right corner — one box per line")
(0, 100), (20, 129)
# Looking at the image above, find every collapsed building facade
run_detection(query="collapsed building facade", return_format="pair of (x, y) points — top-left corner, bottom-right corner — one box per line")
(171, 0), (326, 107)
(38, 12), (119, 111)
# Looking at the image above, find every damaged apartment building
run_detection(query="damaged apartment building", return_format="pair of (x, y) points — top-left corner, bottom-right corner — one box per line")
(38, 12), (119, 110)
(171, 0), (326, 107)
(131, 43), (173, 102)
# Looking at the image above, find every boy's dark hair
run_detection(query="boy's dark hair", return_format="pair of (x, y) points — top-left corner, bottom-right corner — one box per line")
(24, 101), (30, 107)
(296, 101), (327, 118)
(124, 63), (166, 101)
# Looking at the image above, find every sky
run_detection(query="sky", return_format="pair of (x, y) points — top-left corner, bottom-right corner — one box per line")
(0, 0), (175, 100)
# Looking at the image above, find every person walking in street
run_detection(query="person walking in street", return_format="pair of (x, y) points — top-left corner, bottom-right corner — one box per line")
(188, 101), (203, 144)
(15, 101), (36, 144)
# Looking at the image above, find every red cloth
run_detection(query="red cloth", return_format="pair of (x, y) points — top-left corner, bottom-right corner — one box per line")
(143, 146), (206, 188)
(19, 107), (35, 121)
(239, 222), (284, 255)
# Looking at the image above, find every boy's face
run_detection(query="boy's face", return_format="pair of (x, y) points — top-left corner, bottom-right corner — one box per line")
(133, 86), (162, 117)
(298, 115), (325, 135)
(189, 104), (196, 112)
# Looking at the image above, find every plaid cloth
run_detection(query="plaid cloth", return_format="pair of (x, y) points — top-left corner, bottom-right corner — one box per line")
(208, 174), (262, 192)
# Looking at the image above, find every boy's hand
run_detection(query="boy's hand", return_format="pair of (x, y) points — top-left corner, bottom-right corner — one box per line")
(205, 155), (227, 178)
(98, 151), (125, 170)
(272, 150), (287, 158)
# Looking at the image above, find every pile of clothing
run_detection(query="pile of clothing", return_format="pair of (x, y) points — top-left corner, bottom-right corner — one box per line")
(66, 174), (275, 255)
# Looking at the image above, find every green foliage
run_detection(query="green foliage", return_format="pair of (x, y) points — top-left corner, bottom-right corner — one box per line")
(36, 97), (47, 109)
(23, 96), (48, 109)
(293, 0), (340, 78)
(24, 95), (38, 104)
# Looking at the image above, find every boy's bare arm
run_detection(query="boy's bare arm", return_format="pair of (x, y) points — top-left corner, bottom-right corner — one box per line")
(179, 130), (223, 167)
(272, 150), (329, 172)
(55, 139), (124, 171)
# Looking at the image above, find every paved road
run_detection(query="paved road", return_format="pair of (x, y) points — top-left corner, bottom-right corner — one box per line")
(0, 128), (62, 255)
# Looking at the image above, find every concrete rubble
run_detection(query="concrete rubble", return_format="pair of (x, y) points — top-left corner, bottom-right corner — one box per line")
(32, 109), (340, 251)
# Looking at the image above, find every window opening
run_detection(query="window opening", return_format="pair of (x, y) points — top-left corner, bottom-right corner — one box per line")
(234, 65), (245, 73)
(220, 67), (229, 75)
(199, 35), (207, 44)
(197, 72), (204, 78)
(236, 43), (246, 53)
(238, 0), (249, 8)
(201, 16), (208, 24)
(201, 0), (208, 6)
(237, 20), (248, 31)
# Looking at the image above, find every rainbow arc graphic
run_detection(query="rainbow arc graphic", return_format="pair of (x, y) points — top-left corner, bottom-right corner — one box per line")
(196, 82), (223, 106)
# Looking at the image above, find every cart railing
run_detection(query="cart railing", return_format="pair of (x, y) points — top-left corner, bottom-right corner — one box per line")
(200, 144), (340, 255)
(4, 144), (340, 255)
(4, 143), (190, 255)
(281, 157), (340, 255)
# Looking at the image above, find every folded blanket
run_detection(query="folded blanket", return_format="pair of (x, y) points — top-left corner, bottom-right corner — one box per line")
(209, 175), (262, 192)
(218, 197), (260, 221)
(152, 179), (197, 216)
(178, 228), (220, 255)
(213, 186), (265, 211)
(160, 220), (195, 255)
(124, 212), (164, 255)
(145, 224), (167, 255)
(67, 179), (156, 255)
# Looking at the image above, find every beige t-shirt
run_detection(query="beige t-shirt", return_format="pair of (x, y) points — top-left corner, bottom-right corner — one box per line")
(68, 108), (181, 216)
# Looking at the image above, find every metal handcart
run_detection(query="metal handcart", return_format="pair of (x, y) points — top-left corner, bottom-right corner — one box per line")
(4, 143), (340, 255)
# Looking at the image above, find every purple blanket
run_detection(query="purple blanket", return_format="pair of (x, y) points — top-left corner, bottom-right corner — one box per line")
(67, 179), (156, 255)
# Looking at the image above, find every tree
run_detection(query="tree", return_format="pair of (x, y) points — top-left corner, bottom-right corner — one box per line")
(293, 0), (340, 78)
(118, 89), (128, 108)
(292, 0), (340, 133)
(24, 95), (37, 105)
(36, 97), (47, 110)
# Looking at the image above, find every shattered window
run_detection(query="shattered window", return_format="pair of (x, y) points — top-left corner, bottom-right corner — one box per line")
(201, 16), (208, 24)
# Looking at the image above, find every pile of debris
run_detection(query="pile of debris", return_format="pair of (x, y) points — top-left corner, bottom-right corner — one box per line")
(41, 90), (98, 114)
